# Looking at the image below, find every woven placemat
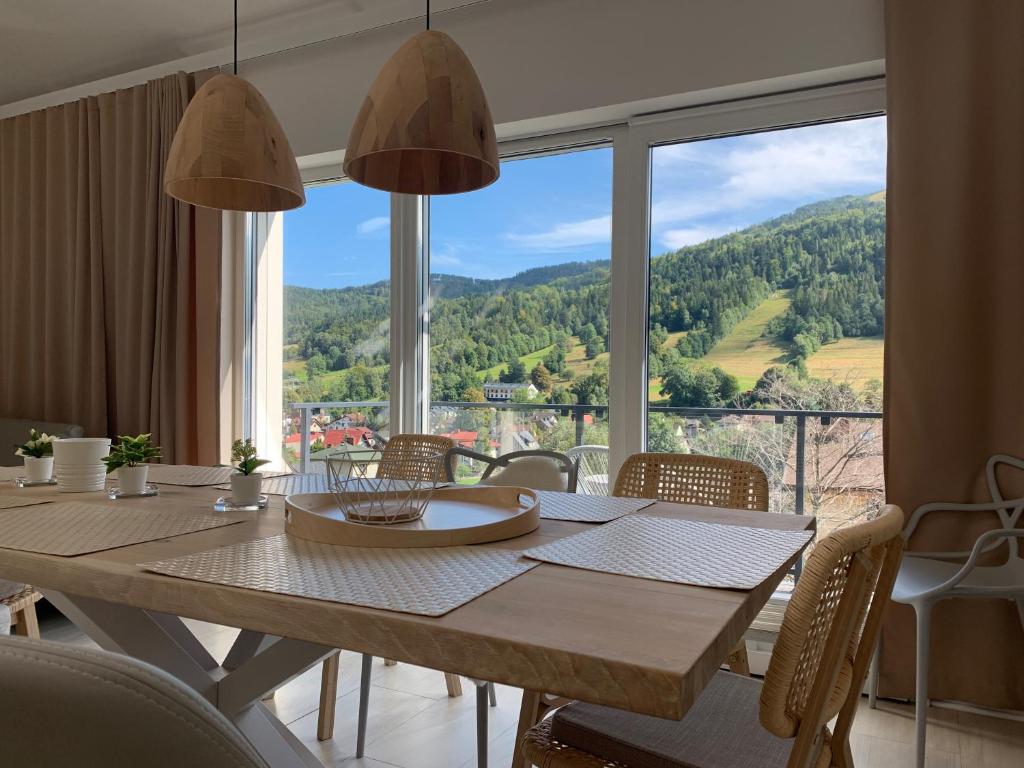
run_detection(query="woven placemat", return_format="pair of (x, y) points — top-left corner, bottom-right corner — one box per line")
(146, 465), (289, 486)
(0, 494), (52, 510)
(0, 467), (24, 482)
(523, 515), (813, 590)
(215, 473), (329, 496)
(0, 502), (245, 556)
(144, 534), (539, 616)
(535, 491), (653, 523)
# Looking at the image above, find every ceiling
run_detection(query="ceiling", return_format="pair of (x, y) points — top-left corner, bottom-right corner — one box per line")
(0, 0), (406, 106)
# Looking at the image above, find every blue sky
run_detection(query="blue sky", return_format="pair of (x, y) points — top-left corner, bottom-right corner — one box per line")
(283, 116), (886, 289)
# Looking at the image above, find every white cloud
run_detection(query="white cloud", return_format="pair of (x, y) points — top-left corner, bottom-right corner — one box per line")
(503, 215), (611, 251)
(356, 216), (389, 236)
(650, 117), (886, 229)
(660, 225), (736, 250)
(429, 241), (466, 269)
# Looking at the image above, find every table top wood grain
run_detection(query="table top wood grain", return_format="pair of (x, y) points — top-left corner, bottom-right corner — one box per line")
(0, 480), (813, 719)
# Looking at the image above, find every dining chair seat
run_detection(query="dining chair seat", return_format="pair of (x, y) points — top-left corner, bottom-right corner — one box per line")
(546, 671), (795, 768)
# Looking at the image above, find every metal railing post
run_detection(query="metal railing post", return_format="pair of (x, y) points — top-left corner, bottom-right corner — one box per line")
(575, 407), (586, 447)
(793, 413), (806, 580)
(299, 407), (311, 475)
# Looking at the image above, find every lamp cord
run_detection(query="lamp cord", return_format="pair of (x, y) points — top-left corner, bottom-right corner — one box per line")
(426, 0), (430, 30)
(233, 0), (238, 74)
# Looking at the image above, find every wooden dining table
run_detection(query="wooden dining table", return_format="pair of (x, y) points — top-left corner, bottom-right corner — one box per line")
(0, 477), (813, 768)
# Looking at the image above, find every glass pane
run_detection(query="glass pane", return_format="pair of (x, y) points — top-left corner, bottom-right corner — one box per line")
(428, 148), (613, 490)
(281, 181), (391, 471)
(646, 116), (886, 536)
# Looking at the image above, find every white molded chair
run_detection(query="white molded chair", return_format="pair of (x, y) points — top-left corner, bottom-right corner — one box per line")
(0, 636), (267, 767)
(565, 445), (609, 495)
(868, 453), (1024, 768)
(445, 447), (578, 492)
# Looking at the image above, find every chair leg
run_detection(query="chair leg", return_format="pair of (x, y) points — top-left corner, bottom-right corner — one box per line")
(512, 691), (545, 768)
(476, 682), (489, 768)
(12, 601), (40, 639)
(356, 653), (373, 758)
(487, 681), (497, 707)
(867, 639), (881, 709)
(445, 672), (463, 697)
(726, 639), (750, 676)
(317, 652), (341, 741)
(914, 602), (933, 768)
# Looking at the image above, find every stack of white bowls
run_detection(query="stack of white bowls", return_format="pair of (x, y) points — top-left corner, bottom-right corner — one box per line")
(52, 438), (111, 493)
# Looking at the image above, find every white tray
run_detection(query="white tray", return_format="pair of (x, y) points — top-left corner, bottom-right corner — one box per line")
(285, 486), (539, 548)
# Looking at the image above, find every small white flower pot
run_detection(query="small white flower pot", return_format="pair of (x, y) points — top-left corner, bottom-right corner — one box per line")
(24, 456), (54, 482)
(118, 465), (150, 495)
(231, 472), (263, 504)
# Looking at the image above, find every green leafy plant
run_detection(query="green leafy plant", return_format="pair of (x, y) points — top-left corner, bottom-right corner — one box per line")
(14, 428), (56, 458)
(232, 439), (269, 476)
(102, 434), (162, 474)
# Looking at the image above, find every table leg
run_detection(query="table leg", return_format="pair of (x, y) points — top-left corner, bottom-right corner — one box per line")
(43, 591), (335, 768)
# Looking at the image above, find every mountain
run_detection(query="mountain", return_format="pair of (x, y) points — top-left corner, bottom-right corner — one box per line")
(284, 193), (885, 402)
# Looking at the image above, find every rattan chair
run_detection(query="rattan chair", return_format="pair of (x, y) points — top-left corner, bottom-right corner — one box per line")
(1, 585), (41, 639)
(317, 434), (465, 745)
(520, 505), (904, 768)
(613, 452), (770, 674)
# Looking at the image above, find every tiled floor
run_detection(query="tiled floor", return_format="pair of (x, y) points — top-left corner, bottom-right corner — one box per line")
(38, 613), (1024, 768)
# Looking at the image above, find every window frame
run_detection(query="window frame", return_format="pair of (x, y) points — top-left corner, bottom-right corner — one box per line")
(242, 79), (885, 475)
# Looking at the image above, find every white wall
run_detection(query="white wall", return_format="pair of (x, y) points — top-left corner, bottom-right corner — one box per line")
(244, 0), (885, 159)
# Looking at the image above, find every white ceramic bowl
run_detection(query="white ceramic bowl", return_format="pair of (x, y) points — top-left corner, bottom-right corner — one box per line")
(52, 438), (111, 465)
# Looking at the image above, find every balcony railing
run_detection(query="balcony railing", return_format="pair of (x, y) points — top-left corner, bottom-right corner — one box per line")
(286, 399), (883, 525)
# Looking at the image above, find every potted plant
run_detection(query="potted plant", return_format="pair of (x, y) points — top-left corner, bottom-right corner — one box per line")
(14, 429), (57, 482)
(102, 434), (161, 495)
(231, 439), (269, 504)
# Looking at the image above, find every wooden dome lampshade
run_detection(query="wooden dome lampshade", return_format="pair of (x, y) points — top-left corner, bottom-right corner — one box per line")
(344, 30), (499, 195)
(165, 73), (305, 212)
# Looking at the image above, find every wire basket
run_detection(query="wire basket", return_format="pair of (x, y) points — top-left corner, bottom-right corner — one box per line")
(325, 446), (446, 525)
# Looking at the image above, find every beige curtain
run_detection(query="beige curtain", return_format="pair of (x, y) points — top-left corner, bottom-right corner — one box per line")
(0, 72), (222, 464)
(883, 1), (1024, 708)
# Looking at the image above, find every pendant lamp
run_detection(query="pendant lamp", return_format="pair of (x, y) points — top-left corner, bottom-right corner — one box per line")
(165, 1), (304, 212)
(344, 0), (498, 195)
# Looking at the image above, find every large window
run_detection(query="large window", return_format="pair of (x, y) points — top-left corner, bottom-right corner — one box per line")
(256, 82), (887, 505)
(280, 181), (391, 470)
(645, 116), (887, 530)
(428, 147), (613, 482)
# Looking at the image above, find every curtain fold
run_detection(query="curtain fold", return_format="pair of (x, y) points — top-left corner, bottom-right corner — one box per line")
(883, 0), (1024, 708)
(0, 71), (221, 464)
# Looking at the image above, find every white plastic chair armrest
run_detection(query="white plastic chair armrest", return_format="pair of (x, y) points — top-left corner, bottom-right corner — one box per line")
(904, 497), (1024, 546)
(915, 529), (1024, 600)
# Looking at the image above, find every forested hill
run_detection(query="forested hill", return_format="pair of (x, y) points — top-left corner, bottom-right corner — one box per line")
(284, 193), (885, 401)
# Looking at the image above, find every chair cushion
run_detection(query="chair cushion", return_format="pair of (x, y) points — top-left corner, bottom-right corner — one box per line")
(479, 456), (568, 492)
(550, 672), (792, 768)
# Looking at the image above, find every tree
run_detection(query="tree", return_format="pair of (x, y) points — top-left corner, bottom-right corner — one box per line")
(659, 364), (738, 408)
(530, 362), (553, 392)
(500, 358), (527, 383)
(647, 413), (679, 452)
(306, 353), (327, 378)
(570, 371), (608, 406)
(461, 386), (486, 403)
(585, 337), (605, 359)
(549, 386), (574, 405)
(510, 386), (536, 403)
